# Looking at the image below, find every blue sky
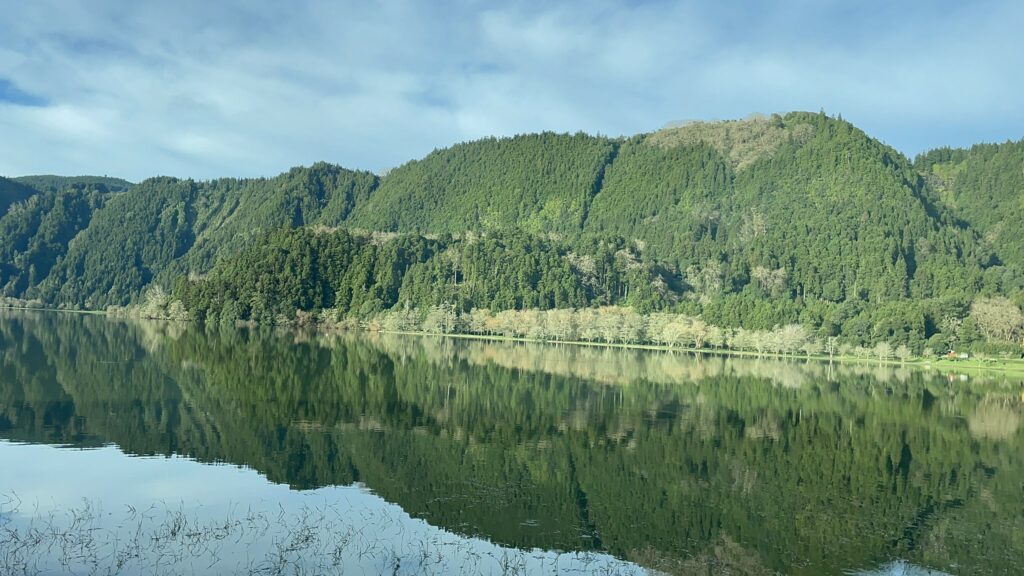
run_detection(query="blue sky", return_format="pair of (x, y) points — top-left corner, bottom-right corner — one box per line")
(0, 0), (1021, 181)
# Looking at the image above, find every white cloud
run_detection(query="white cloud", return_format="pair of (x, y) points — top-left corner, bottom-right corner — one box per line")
(0, 0), (1021, 180)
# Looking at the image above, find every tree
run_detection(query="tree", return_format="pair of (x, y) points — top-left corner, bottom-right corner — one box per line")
(824, 337), (839, 359)
(691, 319), (710, 349)
(662, 318), (693, 350)
(422, 303), (458, 334)
(775, 324), (809, 355)
(646, 313), (673, 347)
(618, 308), (645, 344)
(466, 308), (491, 334)
(970, 296), (1024, 343)
(686, 259), (724, 303)
(752, 266), (788, 297)
(894, 344), (912, 364)
(801, 339), (823, 359)
(597, 307), (623, 343)
(544, 309), (576, 341)
(874, 342), (893, 362)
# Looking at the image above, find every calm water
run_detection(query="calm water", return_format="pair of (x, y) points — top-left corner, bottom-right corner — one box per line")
(0, 311), (1021, 575)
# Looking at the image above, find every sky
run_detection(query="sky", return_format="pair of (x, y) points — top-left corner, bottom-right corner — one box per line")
(0, 0), (1021, 181)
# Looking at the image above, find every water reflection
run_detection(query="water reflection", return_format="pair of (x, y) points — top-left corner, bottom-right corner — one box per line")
(0, 311), (1021, 575)
(0, 443), (640, 575)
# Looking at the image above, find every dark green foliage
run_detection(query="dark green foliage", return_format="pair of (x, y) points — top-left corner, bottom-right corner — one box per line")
(13, 163), (377, 308)
(0, 176), (38, 215)
(0, 185), (107, 297)
(175, 228), (672, 323)
(176, 228), (438, 324)
(916, 139), (1024, 270)
(14, 175), (133, 194)
(396, 232), (591, 311)
(589, 113), (993, 305)
(346, 132), (616, 234)
(34, 177), (198, 308)
(584, 137), (732, 264)
(171, 162), (377, 273)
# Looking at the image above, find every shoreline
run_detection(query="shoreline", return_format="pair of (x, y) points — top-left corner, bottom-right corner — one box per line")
(373, 329), (1024, 378)
(5, 305), (1023, 378)
(0, 305), (106, 316)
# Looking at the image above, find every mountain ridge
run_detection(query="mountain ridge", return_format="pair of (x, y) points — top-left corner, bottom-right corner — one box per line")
(1, 111), (1022, 352)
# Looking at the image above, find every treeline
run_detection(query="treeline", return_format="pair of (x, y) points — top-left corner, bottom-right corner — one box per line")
(368, 303), (1023, 360)
(11, 175), (133, 194)
(160, 226), (1024, 357)
(171, 227), (672, 326)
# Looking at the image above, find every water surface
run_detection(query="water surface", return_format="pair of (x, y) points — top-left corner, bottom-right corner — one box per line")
(0, 311), (1021, 575)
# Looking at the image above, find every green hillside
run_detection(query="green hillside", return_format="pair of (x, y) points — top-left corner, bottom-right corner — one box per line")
(916, 140), (1024, 271)
(585, 113), (996, 311)
(0, 112), (1022, 353)
(0, 184), (107, 298)
(14, 175), (133, 194)
(29, 163), (377, 308)
(0, 176), (38, 215)
(346, 132), (616, 235)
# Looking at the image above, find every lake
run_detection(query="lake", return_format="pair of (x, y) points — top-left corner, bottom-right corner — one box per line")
(0, 311), (1021, 575)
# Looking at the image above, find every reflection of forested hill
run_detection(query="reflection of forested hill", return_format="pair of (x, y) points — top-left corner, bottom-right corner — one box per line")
(0, 311), (1021, 575)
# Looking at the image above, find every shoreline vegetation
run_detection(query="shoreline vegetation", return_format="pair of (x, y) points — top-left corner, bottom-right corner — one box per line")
(380, 329), (1024, 377)
(6, 300), (1022, 378)
(129, 287), (1024, 374)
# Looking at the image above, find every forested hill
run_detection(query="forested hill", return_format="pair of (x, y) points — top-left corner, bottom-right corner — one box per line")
(15, 163), (378, 308)
(348, 132), (616, 235)
(0, 111), (1022, 353)
(13, 175), (134, 194)
(350, 113), (994, 300)
(0, 176), (38, 214)
(915, 140), (1024, 270)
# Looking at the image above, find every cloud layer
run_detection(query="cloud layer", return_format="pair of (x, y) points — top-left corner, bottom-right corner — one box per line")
(1, 0), (1021, 181)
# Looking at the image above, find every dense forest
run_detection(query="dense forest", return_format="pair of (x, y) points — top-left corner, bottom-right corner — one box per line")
(915, 140), (1024, 271)
(1, 112), (1023, 355)
(0, 176), (38, 214)
(10, 175), (133, 194)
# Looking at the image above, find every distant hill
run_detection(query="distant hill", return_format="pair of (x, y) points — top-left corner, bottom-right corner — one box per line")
(0, 111), (1021, 351)
(916, 140), (1024, 271)
(353, 113), (996, 307)
(31, 162), (377, 308)
(0, 176), (38, 215)
(345, 132), (615, 235)
(14, 175), (133, 194)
